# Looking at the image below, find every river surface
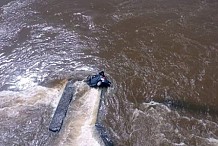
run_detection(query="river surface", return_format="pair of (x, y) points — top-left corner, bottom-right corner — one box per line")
(0, 0), (218, 145)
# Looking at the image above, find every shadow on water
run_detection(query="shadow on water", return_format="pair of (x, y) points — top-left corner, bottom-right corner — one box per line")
(154, 98), (218, 117)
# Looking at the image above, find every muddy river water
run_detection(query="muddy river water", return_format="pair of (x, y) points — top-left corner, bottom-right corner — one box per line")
(0, 0), (218, 145)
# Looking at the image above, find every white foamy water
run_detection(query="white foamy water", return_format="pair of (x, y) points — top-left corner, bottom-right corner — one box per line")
(0, 79), (68, 146)
(54, 81), (104, 146)
(208, 138), (218, 146)
(0, 79), (104, 146)
(0, 80), (66, 114)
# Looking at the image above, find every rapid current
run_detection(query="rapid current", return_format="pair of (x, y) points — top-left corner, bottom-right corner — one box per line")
(0, 0), (218, 145)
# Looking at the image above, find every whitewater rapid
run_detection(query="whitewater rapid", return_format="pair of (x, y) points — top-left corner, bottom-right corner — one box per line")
(0, 79), (104, 146)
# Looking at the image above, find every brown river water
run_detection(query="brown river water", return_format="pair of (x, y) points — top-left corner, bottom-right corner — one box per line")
(0, 0), (218, 145)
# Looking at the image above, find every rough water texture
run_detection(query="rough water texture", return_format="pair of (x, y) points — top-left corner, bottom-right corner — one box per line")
(0, 0), (218, 145)
(48, 81), (104, 146)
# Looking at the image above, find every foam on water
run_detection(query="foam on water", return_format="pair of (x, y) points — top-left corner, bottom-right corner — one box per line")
(0, 79), (104, 145)
(208, 138), (218, 146)
(0, 80), (66, 113)
(0, 79), (68, 145)
(55, 81), (104, 146)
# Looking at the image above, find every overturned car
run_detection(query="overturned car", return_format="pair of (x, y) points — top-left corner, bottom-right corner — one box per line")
(85, 71), (111, 88)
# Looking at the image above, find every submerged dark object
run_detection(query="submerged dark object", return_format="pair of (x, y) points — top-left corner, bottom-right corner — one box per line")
(49, 80), (75, 132)
(95, 123), (114, 146)
(86, 71), (111, 88)
(95, 86), (114, 146)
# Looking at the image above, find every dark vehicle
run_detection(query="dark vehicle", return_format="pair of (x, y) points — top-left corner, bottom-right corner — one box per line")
(86, 71), (111, 88)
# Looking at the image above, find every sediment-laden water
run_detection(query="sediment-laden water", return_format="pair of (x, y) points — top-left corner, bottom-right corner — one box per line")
(0, 0), (218, 145)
